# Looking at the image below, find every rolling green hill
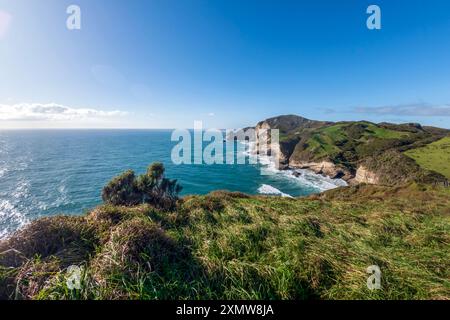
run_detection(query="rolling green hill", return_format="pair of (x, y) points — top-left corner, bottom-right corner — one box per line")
(255, 115), (449, 184)
(405, 136), (450, 179)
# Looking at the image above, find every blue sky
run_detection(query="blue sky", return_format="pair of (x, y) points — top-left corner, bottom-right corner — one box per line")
(1, 0), (450, 128)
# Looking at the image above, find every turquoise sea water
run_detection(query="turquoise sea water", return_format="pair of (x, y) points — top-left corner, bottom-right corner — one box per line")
(0, 130), (346, 238)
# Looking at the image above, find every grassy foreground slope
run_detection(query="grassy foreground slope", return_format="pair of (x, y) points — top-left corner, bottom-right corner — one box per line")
(1, 184), (449, 300)
(405, 136), (450, 179)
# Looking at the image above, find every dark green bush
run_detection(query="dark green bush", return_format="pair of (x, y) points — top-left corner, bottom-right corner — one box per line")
(101, 170), (142, 206)
(102, 163), (182, 211)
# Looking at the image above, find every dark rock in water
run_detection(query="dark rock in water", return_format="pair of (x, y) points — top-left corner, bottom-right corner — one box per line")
(331, 171), (345, 179)
(293, 171), (302, 178)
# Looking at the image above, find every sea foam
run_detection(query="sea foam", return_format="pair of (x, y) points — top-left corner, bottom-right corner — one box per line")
(257, 184), (293, 198)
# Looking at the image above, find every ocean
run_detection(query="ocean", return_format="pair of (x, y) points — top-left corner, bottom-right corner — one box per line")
(0, 130), (346, 238)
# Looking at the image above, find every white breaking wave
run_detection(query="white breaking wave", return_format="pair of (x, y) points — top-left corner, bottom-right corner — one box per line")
(53, 182), (70, 208)
(0, 180), (31, 240)
(287, 169), (347, 191)
(0, 199), (29, 240)
(0, 167), (7, 179)
(245, 150), (347, 192)
(262, 165), (347, 191)
(258, 184), (293, 198)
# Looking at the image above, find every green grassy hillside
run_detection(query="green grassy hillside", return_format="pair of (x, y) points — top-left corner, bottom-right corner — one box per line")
(258, 115), (449, 184)
(290, 122), (411, 163)
(405, 136), (450, 179)
(289, 121), (442, 166)
(1, 185), (449, 300)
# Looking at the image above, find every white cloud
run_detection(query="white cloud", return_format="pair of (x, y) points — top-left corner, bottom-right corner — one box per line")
(353, 103), (450, 117)
(0, 103), (128, 121)
(208, 112), (215, 117)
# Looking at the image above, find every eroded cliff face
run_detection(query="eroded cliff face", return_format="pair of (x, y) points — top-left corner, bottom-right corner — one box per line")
(254, 120), (354, 179)
(354, 166), (380, 184)
(254, 121), (290, 167)
(288, 160), (354, 181)
(253, 116), (322, 170)
(253, 117), (408, 185)
(248, 115), (449, 186)
(254, 118), (355, 180)
(253, 125), (383, 185)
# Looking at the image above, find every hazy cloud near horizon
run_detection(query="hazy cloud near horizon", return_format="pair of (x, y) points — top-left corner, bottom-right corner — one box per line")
(0, 103), (127, 121)
(353, 103), (450, 117)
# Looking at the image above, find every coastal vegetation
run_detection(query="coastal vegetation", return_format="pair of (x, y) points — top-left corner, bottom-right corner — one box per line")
(256, 115), (449, 184)
(0, 165), (449, 300)
(102, 162), (182, 211)
(405, 136), (450, 180)
(1, 115), (449, 300)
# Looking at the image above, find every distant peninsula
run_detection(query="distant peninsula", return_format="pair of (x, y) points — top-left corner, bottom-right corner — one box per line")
(245, 115), (450, 186)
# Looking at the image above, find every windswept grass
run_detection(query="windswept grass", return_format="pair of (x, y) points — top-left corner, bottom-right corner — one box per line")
(0, 186), (449, 300)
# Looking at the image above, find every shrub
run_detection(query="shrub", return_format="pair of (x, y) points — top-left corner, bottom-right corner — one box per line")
(138, 163), (182, 211)
(101, 163), (182, 211)
(101, 170), (141, 206)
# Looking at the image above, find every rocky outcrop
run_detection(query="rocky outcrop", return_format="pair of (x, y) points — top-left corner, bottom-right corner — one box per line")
(254, 121), (289, 168)
(354, 166), (380, 184)
(240, 114), (449, 186)
(251, 117), (372, 183)
(289, 160), (353, 180)
(253, 117), (354, 178)
(253, 115), (327, 169)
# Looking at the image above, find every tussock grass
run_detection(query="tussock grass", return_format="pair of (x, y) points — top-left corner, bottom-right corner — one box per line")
(0, 185), (449, 300)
